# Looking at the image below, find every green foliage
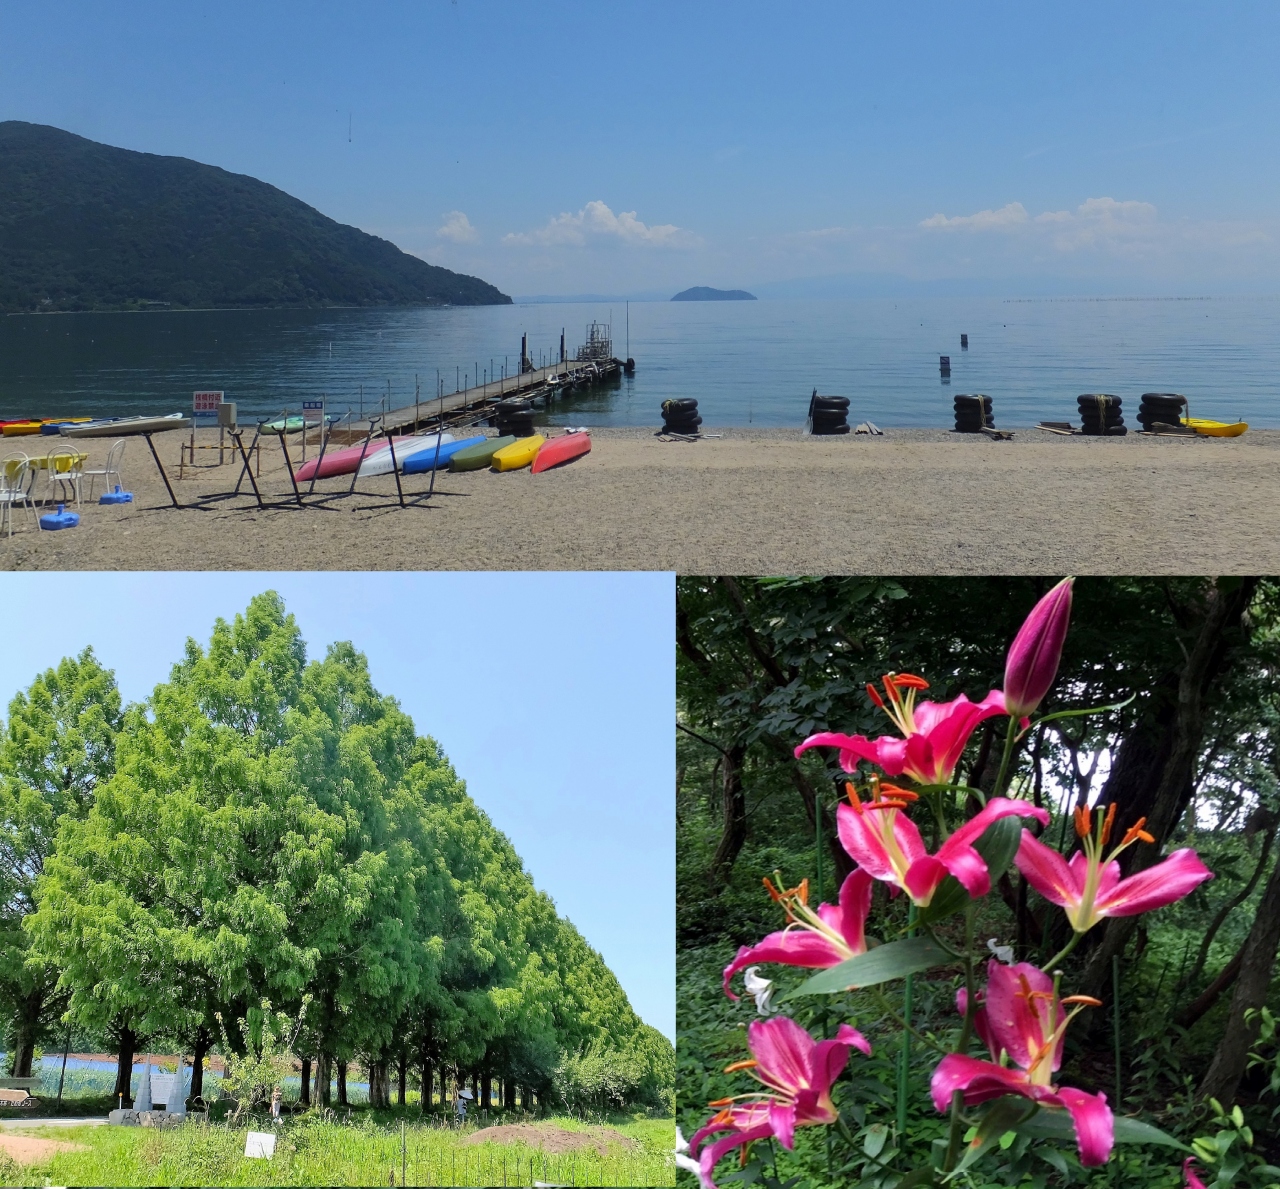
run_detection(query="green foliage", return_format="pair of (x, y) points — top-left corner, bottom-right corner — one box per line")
(0, 120), (512, 312)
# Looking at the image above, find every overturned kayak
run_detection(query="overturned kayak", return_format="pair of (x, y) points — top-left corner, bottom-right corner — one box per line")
(61, 413), (191, 437)
(295, 435), (422, 482)
(448, 436), (515, 472)
(356, 433), (454, 478)
(401, 435), (487, 475)
(1185, 417), (1248, 437)
(492, 435), (546, 472)
(531, 431), (591, 473)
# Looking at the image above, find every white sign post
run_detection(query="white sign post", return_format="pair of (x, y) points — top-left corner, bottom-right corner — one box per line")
(192, 391), (226, 468)
(301, 399), (324, 464)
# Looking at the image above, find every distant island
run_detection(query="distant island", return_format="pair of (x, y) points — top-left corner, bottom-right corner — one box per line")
(0, 121), (510, 313)
(671, 286), (757, 301)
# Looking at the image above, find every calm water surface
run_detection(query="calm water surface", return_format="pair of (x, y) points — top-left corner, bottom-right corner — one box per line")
(3, 297), (1279, 428)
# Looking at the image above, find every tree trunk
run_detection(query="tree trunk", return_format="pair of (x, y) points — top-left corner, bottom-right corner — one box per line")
(420, 1057), (432, 1112)
(1199, 847), (1280, 1104)
(397, 1049), (407, 1106)
(300, 1057), (311, 1106)
(314, 1052), (331, 1107)
(1177, 946), (1245, 1029)
(709, 742), (748, 885)
(1076, 580), (1258, 1001)
(9, 988), (43, 1078)
(191, 1025), (211, 1102)
(113, 1025), (137, 1104)
(337, 1061), (348, 1106)
(481, 1071), (491, 1109)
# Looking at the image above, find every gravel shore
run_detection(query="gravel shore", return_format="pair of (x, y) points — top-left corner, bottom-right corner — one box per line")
(4, 426), (1278, 573)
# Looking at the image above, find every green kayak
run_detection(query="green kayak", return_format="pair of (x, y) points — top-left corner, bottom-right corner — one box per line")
(259, 415), (334, 435)
(449, 435), (515, 472)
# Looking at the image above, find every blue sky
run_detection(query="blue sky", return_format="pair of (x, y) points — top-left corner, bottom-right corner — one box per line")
(3, 1), (1278, 296)
(0, 572), (674, 1041)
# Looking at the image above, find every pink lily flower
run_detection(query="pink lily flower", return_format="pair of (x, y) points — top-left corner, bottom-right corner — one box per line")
(931, 960), (1114, 1166)
(834, 782), (1049, 907)
(1004, 578), (1074, 718)
(690, 1015), (871, 1189)
(795, 672), (1016, 787)
(1183, 1158), (1207, 1188)
(1015, 804), (1213, 934)
(722, 869), (874, 1000)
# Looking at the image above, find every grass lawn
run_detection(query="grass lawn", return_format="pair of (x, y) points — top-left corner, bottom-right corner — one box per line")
(0, 1105), (675, 1186)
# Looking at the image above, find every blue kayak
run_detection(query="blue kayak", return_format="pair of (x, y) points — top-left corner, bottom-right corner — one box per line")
(401, 435), (487, 475)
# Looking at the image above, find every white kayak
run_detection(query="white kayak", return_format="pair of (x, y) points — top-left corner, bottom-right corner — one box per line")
(356, 432), (454, 477)
(60, 413), (192, 437)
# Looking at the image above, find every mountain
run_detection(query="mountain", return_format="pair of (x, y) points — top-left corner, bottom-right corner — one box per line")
(0, 121), (510, 312)
(671, 286), (757, 301)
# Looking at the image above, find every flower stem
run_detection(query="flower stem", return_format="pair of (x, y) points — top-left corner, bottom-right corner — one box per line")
(1043, 930), (1084, 973)
(897, 901), (917, 1140)
(991, 715), (1020, 799)
(943, 904), (978, 1175)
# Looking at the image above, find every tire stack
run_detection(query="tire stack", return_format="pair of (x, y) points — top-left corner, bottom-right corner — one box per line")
(1137, 392), (1186, 432)
(661, 398), (702, 435)
(809, 394), (851, 435)
(495, 400), (535, 438)
(953, 394), (993, 433)
(1077, 394), (1126, 436)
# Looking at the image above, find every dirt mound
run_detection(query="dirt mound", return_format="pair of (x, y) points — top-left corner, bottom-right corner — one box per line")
(462, 1123), (638, 1155)
(0, 1134), (87, 1163)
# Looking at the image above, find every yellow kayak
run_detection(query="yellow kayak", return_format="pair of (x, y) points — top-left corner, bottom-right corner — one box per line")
(491, 434), (545, 472)
(1184, 417), (1248, 437)
(2, 421), (42, 436)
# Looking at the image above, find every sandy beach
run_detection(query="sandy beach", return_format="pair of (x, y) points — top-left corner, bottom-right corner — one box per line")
(3, 426), (1278, 573)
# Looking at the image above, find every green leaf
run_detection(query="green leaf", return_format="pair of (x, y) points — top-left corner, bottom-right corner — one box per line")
(947, 1097), (1038, 1179)
(918, 815), (1026, 925)
(783, 936), (952, 998)
(1016, 1104), (1190, 1151)
(864, 1123), (889, 1159)
(1032, 693), (1136, 726)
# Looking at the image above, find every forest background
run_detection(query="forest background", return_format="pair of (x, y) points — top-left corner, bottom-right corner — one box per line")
(677, 576), (1280, 1187)
(0, 591), (674, 1118)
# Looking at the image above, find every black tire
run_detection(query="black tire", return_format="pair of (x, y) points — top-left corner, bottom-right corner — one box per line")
(662, 398), (698, 414)
(812, 422), (851, 435)
(1141, 393), (1185, 403)
(498, 400), (532, 414)
(812, 408), (849, 424)
(812, 396), (850, 410)
(663, 415), (702, 431)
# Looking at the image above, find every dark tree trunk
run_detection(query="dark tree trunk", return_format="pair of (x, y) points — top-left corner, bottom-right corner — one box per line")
(709, 741), (748, 885)
(9, 988), (44, 1078)
(368, 1059), (389, 1108)
(420, 1057), (432, 1112)
(337, 1061), (348, 1106)
(113, 1026), (137, 1104)
(1199, 848), (1280, 1104)
(1076, 580), (1258, 1002)
(300, 1057), (311, 1106)
(397, 1049), (407, 1106)
(481, 1071), (491, 1109)
(190, 1025), (211, 1101)
(1177, 946), (1245, 1029)
(314, 1052), (331, 1107)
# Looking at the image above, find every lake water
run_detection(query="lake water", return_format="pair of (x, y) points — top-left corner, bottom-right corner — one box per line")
(3, 296), (1279, 428)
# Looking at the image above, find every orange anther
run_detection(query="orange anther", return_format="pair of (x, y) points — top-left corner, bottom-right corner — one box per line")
(763, 877), (782, 901)
(1121, 817), (1154, 846)
(1074, 806), (1091, 839)
(866, 683), (885, 709)
(723, 1059), (758, 1074)
(797, 878), (810, 906)
(879, 783), (920, 801)
(1062, 995), (1103, 1007)
(711, 1108), (733, 1126)
(893, 673), (930, 690)
(1101, 803), (1117, 846)
(708, 1098), (734, 1107)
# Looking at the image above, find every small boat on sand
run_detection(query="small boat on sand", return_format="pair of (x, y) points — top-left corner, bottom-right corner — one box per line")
(449, 436), (515, 472)
(356, 433), (453, 478)
(531, 431), (591, 473)
(295, 436), (421, 482)
(1184, 417), (1248, 437)
(60, 413), (191, 437)
(401, 435), (487, 475)
(491, 435), (545, 472)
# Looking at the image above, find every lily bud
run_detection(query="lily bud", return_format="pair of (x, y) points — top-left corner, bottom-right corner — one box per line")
(1004, 578), (1074, 718)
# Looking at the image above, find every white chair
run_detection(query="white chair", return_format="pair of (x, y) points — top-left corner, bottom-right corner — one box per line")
(0, 453), (35, 537)
(43, 448), (83, 508)
(82, 438), (126, 500)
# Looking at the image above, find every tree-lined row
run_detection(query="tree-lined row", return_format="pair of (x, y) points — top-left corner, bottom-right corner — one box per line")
(0, 593), (672, 1114)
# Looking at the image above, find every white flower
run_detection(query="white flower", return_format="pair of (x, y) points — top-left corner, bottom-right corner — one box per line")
(987, 938), (1015, 964)
(675, 1127), (700, 1175)
(742, 966), (776, 1015)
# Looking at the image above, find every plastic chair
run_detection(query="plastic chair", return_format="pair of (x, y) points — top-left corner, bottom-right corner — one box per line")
(82, 438), (126, 500)
(43, 448), (83, 508)
(0, 453), (35, 537)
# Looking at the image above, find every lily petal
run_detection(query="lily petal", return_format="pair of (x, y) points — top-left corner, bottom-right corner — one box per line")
(1056, 1086), (1114, 1167)
(722, 932), (851, 999)
(768, 1099), (798, 1151)
(835, 868), (874, 953)
(1093, 849), (1213, 917)
(693, 1120), (774, 1189)
(930, 1053), (1031, 1111)
(1015, 830), (1081, 908)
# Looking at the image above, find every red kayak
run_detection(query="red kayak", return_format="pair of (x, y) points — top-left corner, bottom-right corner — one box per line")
(295, 436), (418, 482)
(531, 431), (591, 474)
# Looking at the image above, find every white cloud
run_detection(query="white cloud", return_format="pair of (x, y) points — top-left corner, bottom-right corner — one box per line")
(437, 211), (478, 243)
(920, 202), (1030, 231)
(502, 200), (697, 248)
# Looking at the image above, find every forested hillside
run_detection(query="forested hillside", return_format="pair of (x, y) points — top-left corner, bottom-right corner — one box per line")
(0, 592), (669, 1116)
(0, 121), (511, 312)
(677, 577), (1280, 1187)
